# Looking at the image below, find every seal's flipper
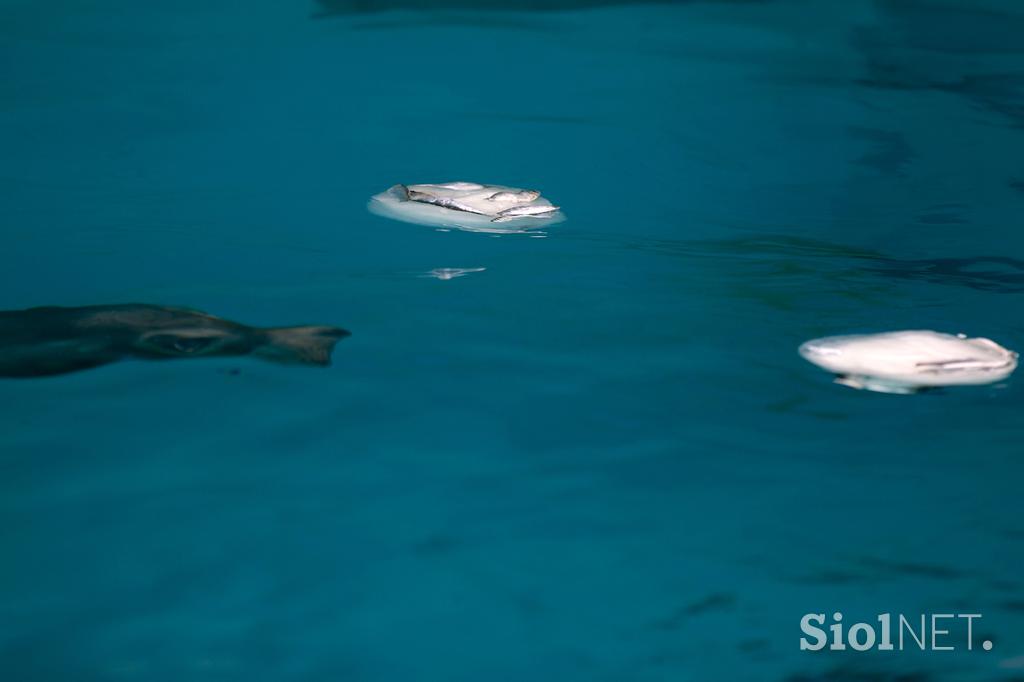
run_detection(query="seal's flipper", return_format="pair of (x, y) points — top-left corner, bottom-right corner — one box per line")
(256, 326), (351, 366)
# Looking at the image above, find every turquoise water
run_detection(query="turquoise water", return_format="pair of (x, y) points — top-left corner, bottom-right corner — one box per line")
(2, 1), (1024, 680)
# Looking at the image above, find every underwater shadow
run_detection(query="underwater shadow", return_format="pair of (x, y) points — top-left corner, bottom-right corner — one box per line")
(852, 2), (1024, 129)
(313, 0), (769, 16)
(784, 667), (933, 682)
(688, 236), (1024, 294)
(590, 233), (1024, 300)
(866, 256), (1024, 294)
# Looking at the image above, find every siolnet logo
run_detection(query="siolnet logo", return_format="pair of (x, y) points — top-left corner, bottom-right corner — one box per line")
(800, 612), (992, 652)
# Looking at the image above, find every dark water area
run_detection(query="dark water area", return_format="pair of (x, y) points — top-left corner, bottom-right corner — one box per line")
(1, 0), (1023, 680)
(313, 0), (768, 16)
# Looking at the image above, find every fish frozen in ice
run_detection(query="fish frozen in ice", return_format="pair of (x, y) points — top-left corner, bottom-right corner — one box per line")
(369, 181), (564, 233)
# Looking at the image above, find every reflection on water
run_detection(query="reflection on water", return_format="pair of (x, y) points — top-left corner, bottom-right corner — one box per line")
(855, 2), (1024, 131)
(784, 666), (934, 682)
(875, 0), (1024, 55)
(651, 592), (736, 630)
(601, 233), (1024, 295)
(422, 267), (486, 280)
(848, 127), (916, 177)
(313, 0), (766, 15)
(346, 13), (565, 31)
(868, 257), (1024, 294)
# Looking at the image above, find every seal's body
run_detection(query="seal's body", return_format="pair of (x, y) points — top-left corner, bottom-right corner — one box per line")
(0, 304), (349, 378)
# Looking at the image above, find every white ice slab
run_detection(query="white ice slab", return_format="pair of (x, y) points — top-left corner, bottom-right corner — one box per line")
(368, 182), (565, 234)
(799, 330), (1018, 394)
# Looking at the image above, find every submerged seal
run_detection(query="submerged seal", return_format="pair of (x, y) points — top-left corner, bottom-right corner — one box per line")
(799, 330), (1018, 394)
(0, 304), (350, 378)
